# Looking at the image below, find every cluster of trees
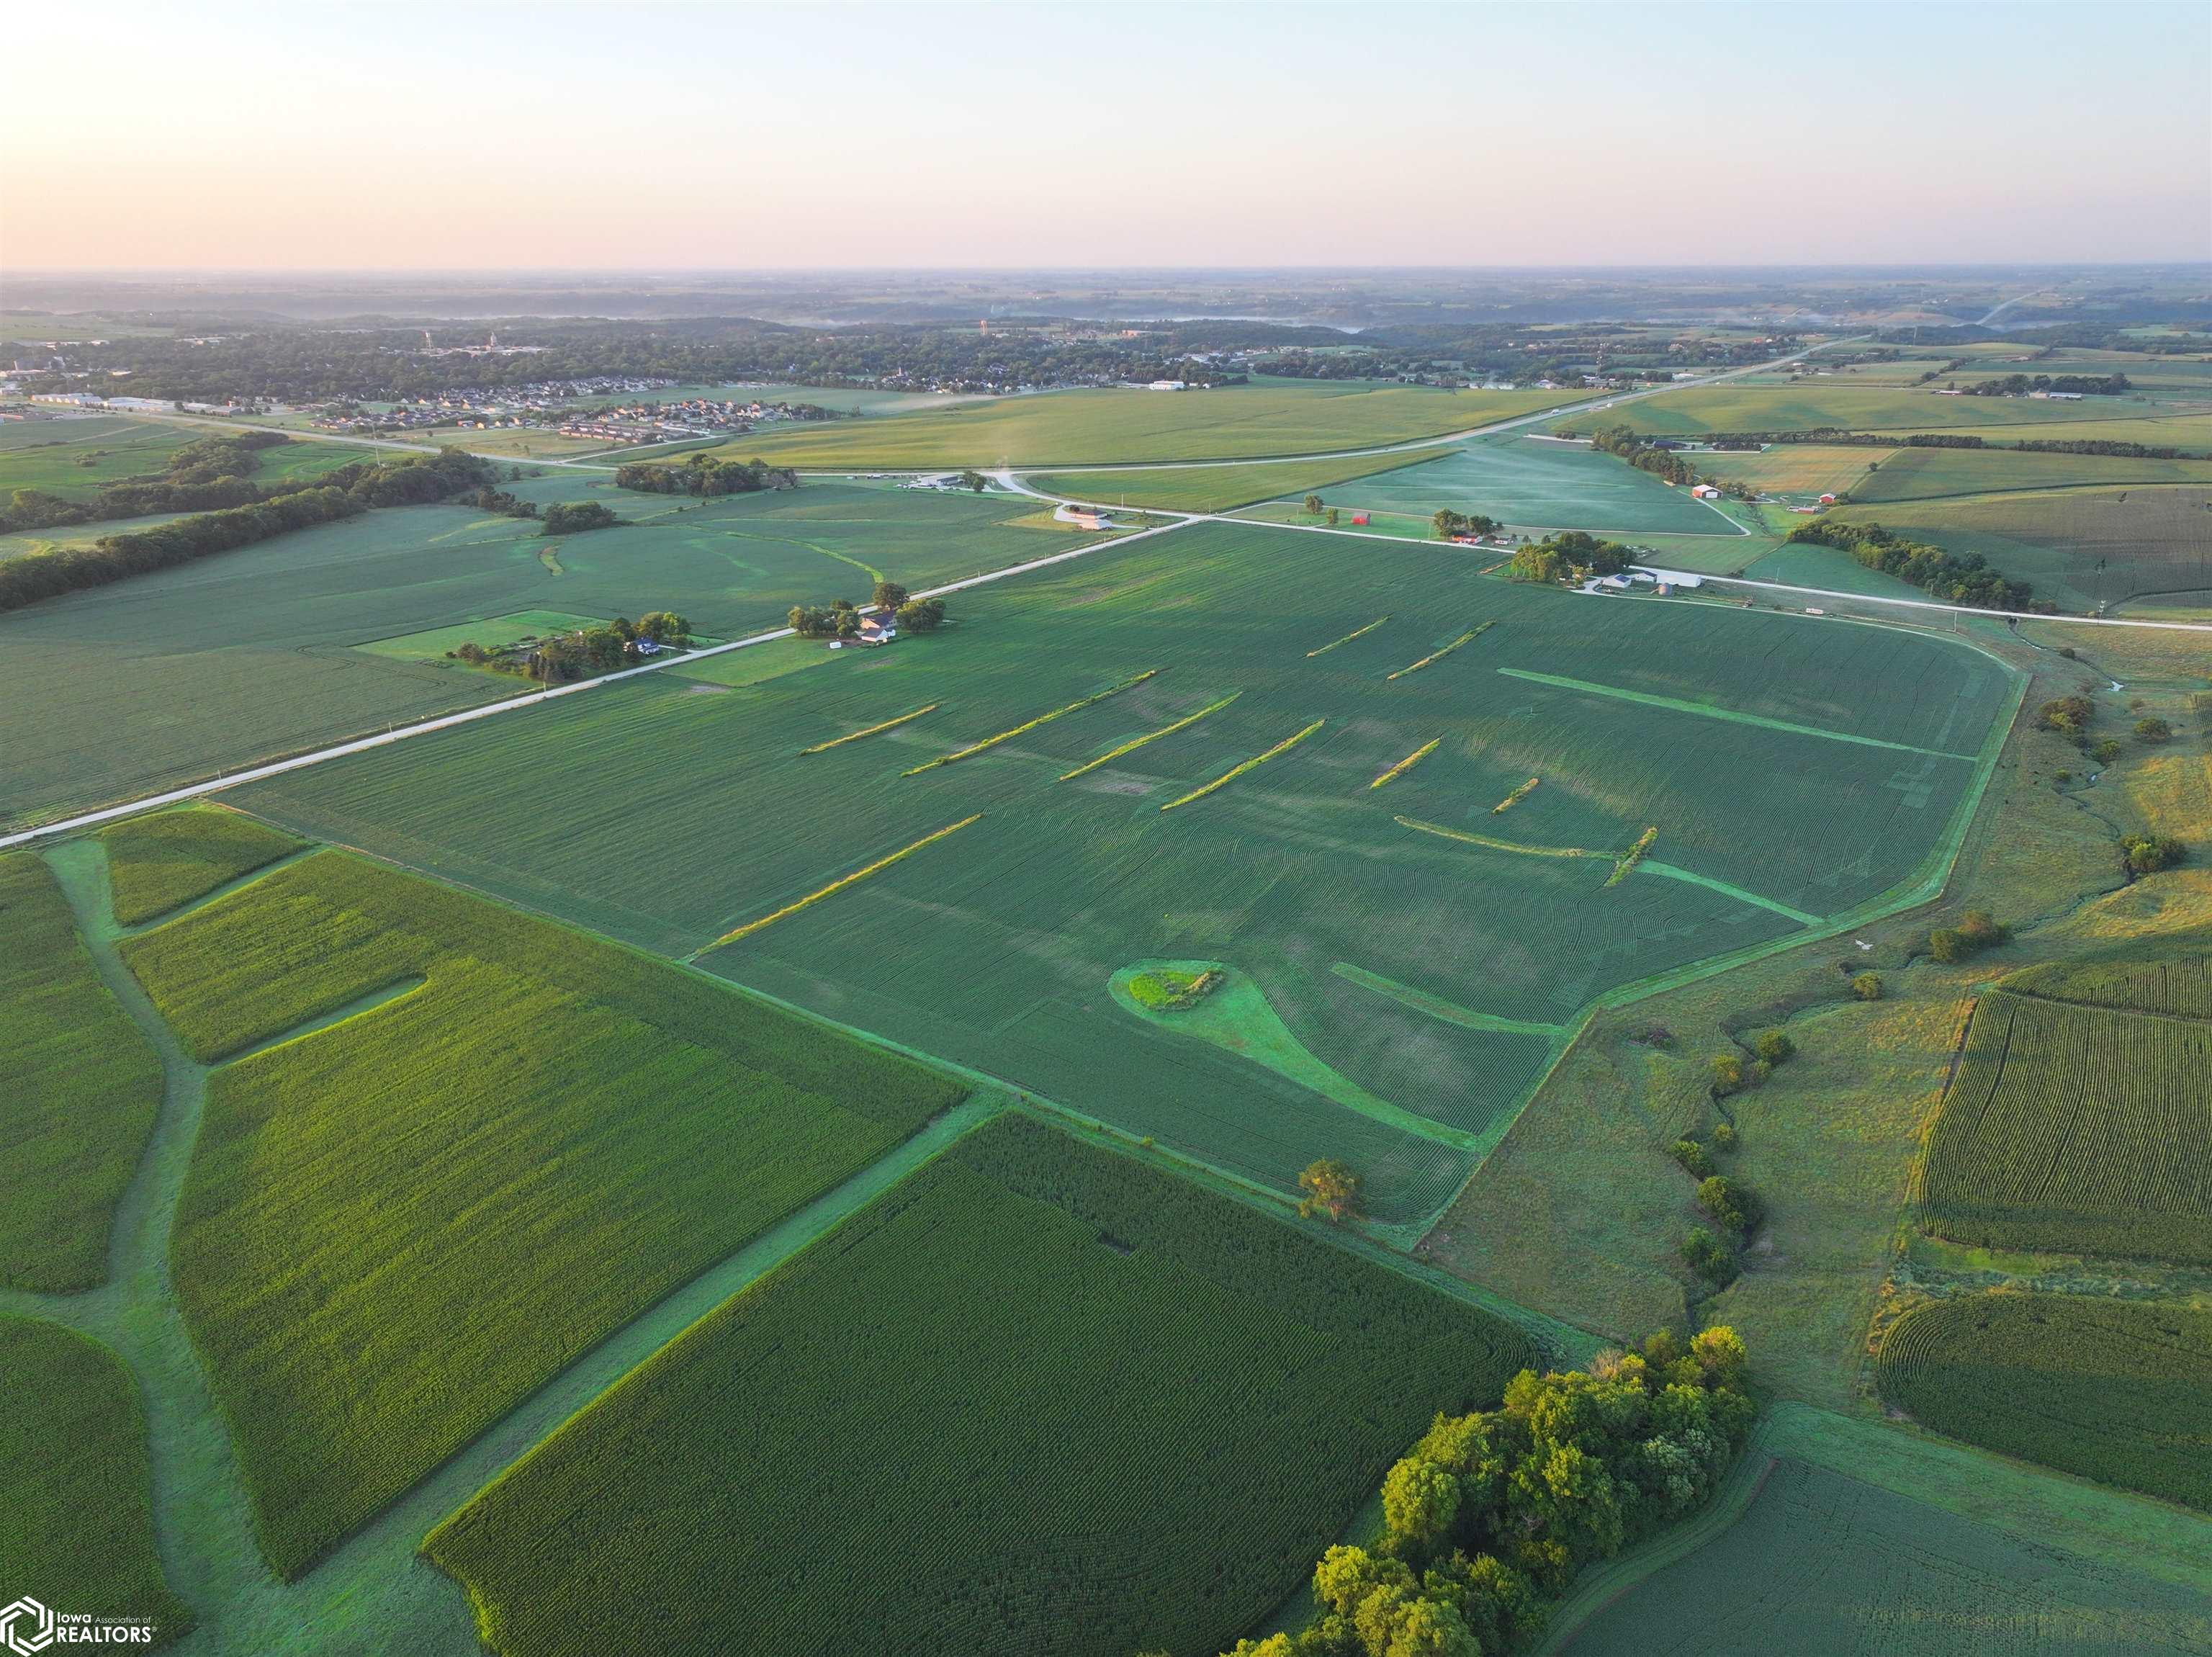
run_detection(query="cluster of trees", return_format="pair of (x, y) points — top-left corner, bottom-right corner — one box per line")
(613, 454), (796, 496)
(1961, 373), (2131, 398)
(0, 449), (496, 613)
(0, 428), (301, 534)
(514, 611), (691, 682)
(540, 500), (619, 534)
(1928, 909), (2008, 964)
(1205, 1329), (1757, 1657)
(1431, 509), (1503, 542)
(2122, 832), (2188, 875)
(786, 580), (945, 640)
(1506, 530), (1632, 585)
(1298, 1159), (1362, 1223)
(471, 485), (539, 520)
(1583, 422), (1696, 485)
(2015, 436), (2201, 459)
(1784, 521), (2041, 611)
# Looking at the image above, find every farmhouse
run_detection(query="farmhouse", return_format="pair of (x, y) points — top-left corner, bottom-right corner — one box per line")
(1053, 504), (1115, 529)
(830, 614), (899, 649)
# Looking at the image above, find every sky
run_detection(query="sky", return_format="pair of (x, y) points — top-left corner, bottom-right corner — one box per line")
(3, 0), (2208, 271)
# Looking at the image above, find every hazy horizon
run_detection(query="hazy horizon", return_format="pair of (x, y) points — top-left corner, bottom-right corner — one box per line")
(4, 1), (2206, 274)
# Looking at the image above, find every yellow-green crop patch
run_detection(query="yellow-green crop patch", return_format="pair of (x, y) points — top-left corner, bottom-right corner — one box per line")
(350, 609), (606, 667)
(422, 1114), (1534, 1657)
(688, 381), (1581, 469)
(115, 850), (963, 1577)
(1027, 450), (1432, 513)
(0, 853), (163, 1293)
(99, 806), (300, 926)
(0, 1318), (195, 1645)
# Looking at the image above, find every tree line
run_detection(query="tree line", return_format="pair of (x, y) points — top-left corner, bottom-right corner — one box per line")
(613, 454), (797, 497)
(1683, 429), (2206, 460)
(0, 449), (496, 614)
(1582, 422), (1696, 485)
(1506, 530), (1632, 585)
(1784, 520), (2043, 611)
(1, 428), (304, 534)
(1202, 1329), (1758, 1657)
(1961, 373), (2131, 398)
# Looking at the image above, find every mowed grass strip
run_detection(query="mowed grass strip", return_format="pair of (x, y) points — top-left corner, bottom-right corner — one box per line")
(1385, 621), (1494, 681)
(99, 806), (300, 926)
(1497, 668), (1977, 759)
(902, 670), (1159, 774)
(798, 701), (939, 756)
(1159, 719), (1325, 812)
(1920, 988), (2212, 1263)
(0, 853), (163, 1293)
(1370, 739), (1439, 789)
(0, 1318), (195, 1645)
(423, 1114), (1533, 1657)
(120, 851), (963, 1578)
(1878, 1293), (2212, 1513)
(1060, 692), (1241, 780)
(706, 816), (983, 948)
(1305, 615), (1390, 657)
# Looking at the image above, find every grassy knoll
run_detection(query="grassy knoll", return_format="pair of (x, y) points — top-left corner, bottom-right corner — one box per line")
(1878, 1294), (2212, 1512)
(423, 1114), (1533, 1657)
(1557, 382), (2188, 439)
(685, 382), (1579, 469)
(99, 805), (300, 926)
(116, 850), (963, 1578)
(235, 521), (2013, 1226)
(1921, 984), (2211, 1263)
(0, 853), (163, 1292)
(1834, 485), (2212, 612)
(1272, 433), (1732, 534)
(1557, 1455), (2212, 1655)
(0, 1318), (196, 1645)
(0, 479), (1112, 831)
(1025, 451), (1431, 513)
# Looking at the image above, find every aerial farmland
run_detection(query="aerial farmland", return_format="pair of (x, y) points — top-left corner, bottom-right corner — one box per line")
(4, 12), (2211, 1652)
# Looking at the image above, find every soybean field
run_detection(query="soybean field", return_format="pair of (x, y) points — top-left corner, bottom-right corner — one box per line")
(423, 1113), (1532, 1657)
(232, 518), (2015, 1223)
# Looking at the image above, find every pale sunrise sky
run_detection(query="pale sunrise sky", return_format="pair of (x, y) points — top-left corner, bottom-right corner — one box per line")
(4, 0), (2207, 271)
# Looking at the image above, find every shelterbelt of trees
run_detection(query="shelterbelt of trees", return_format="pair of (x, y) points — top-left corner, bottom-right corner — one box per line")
(612, 454), (796, 496)
(0, 449), (495, 613)
(1784, 519), (2045, 611)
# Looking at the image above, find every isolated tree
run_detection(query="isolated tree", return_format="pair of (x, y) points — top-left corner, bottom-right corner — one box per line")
(1304, 493), (1325, 516)
(871, 579), (909, 611)
(2135, 717), (2172, 742)
(958, 467), (988, 493)
(1298, 1158), (1363, 1223)
(2122, 833), (2186, 874)
(1708, 1053), (1745, 1095)
(1753, 1030), (1794, 1066)
(1326, 506), (1341, 527)
(1851, 971), (1884, 1000)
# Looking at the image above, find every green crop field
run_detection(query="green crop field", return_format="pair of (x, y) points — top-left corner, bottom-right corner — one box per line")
(423, 1113), (1532, 1657)
(1025, 451), (1431, 513)
(230, 518), (2015, 1224)
(0, 479), (1116, 830)
(1848, 445), (2212, 503)
(1685, 444), (1897, 496)
(0, 1317), (195, 1646)
(1878, 1295), (2212, 1513)
(1559, 1456), (2212, 1655)
(0, 853), (163, 1292)
(1564, 382), (2190, 439)
(0, 416), (196, 499)
(685, 381), (1580, 468)
(114, 850), (963, 1577)
(1254, 434), (1738, 534)
(1920, 986), (2212, 1264)
(99, 805), (300, 925)
(351, 609), (610, 666)
(1834, 485), (2212, 611)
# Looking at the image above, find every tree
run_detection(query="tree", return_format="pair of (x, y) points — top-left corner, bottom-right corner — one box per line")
(541, 500), (619, 534)
(2135, 717), (2172, 742)
(1668, 1137), (1713, 1178)
(958, 468), (987, 493)
(871, 579), (909, 611)
(1851, 971), (1884, 1001)
(1753, 1030), (1794, 1066)
(1381, 1457), (1460, 1551)
(2122, 833), (2186, 874)
(1708, 1053), (1744, 1095)
(1298, 1158), (1363, 1222)
(895, 596), (946, 632)
(2036, 694), (2094, 737)
(1304, 493), (1325, 516)
(1326, 507), (1341, 527)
